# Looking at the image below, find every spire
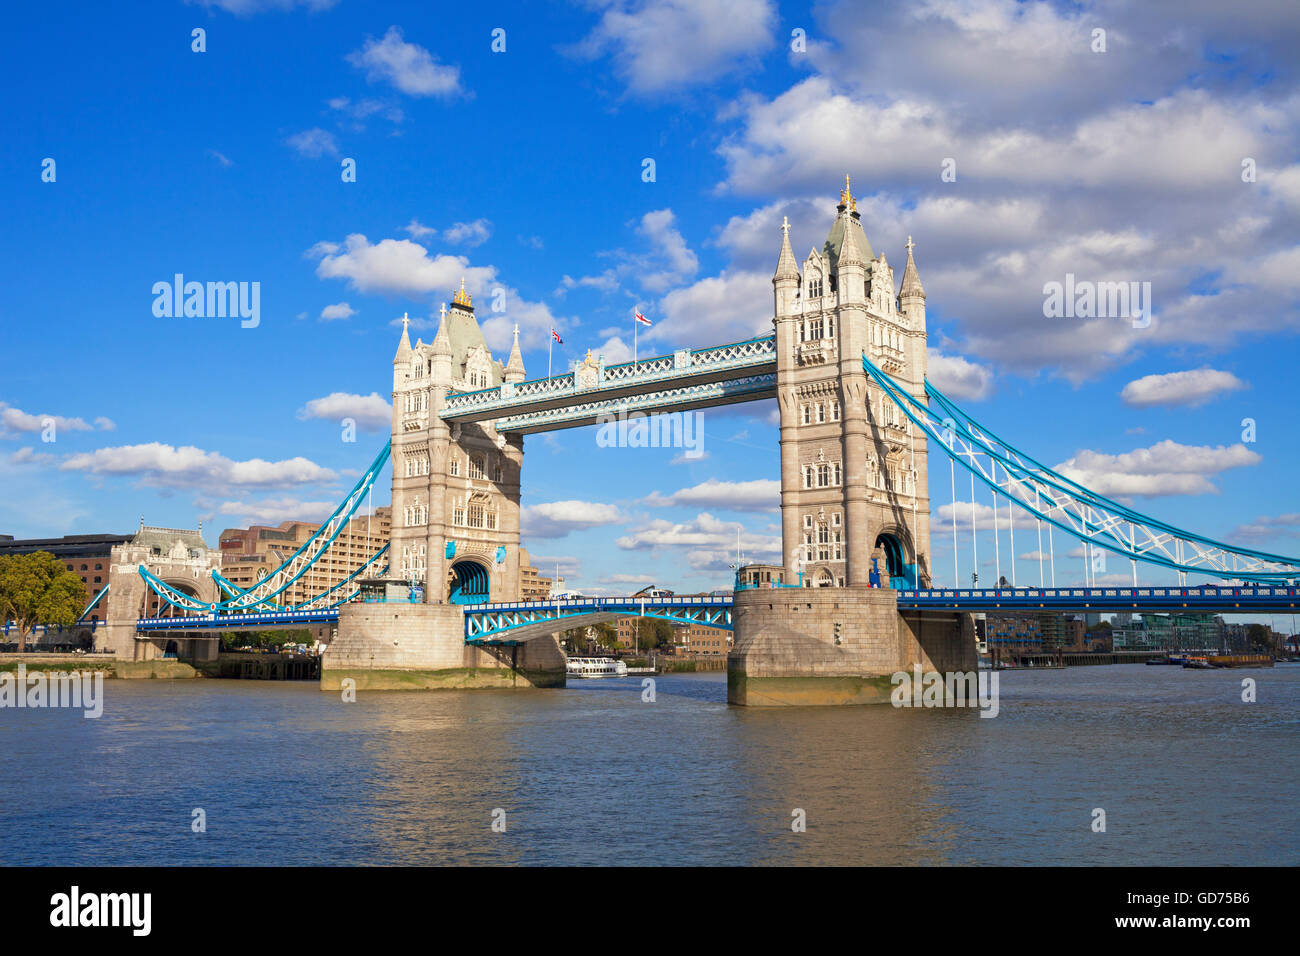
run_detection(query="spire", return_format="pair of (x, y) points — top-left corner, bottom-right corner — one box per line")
(774, 215), (799, 280)
(837, 207), (864, 268)
(393, 311), (412, 360)
(900, 235), (925, 299)
(505, 323), (525, 383)
(431, 302), (452, 356)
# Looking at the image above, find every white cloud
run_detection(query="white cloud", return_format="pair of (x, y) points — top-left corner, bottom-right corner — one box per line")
(347, 26), (462, 98)
(1054, 440), (1261, 498)
(443, 219), (492, 247)
(934, 500), (997, 533)
(1232, 513), (1300, 542)
(615, 512), (779, 561)
(521, 500), (622, 538)
(927, 351), (994, 401)
(206, 496), (338, 527)
(297, 392), (392, 432)
(319, 302), (357, 321)
(651, 269), (771, 348)
(643, 478), (779, 512)
(286, 128), (339, 158)
(60, 443), (337, 491)
(572, 0), (777, 95)
(308, 233), (493, 297)
(1120, 368), (1247, 408)
(403, 218), (436, 239)
(0, 403), (112, 437)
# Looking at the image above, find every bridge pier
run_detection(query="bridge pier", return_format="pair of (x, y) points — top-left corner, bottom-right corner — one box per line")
(320, 603), (566, 691)
(727, 587), (976, 706)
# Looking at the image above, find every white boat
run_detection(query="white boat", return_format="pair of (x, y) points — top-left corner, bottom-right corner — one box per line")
(566, 656), (629, 679)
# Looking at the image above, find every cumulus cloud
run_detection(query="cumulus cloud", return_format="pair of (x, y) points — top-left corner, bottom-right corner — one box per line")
(643, 478), (779, 512)
(297, 392), (392, 432)
(319, 302), (357, 321)
(521, 500), (622, 538)
(347, 26), (462, 98)
(1053, 440), (1261, 498)
(308, 233), (493, 297)
(1120, 368), (1247, 408)
(59, 443), (337, 491)
(571, 0), (777, 95)
(927, 351), (995, 401)
(443, 219), (492, 247)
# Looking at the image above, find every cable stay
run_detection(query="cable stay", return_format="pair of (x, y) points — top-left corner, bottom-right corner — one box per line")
(862, 353), (1300, 583)
(138, 440), (392, 612)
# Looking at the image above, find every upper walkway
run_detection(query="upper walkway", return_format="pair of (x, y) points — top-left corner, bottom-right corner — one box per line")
(439, 335), (777, 433)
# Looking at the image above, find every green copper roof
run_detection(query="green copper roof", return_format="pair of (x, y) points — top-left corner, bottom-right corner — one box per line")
(822, 212), (873, 271)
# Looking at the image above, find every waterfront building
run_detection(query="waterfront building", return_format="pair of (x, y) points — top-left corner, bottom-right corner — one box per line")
(217, 508), (391, 606)
(0, 532), (131, 623)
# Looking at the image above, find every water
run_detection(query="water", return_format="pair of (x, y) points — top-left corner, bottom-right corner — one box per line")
(2, 665), (1297, 865)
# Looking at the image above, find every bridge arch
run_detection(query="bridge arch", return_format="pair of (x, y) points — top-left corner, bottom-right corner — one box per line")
(448, 558), (492, 605)
(874, 530), (916, 589)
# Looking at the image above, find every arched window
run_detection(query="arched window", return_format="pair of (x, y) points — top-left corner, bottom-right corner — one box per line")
(450, 455), (460, 477)
(469, 455), (486, 480)
(802, 404), (811, 425)
(818, 463), (830, 487)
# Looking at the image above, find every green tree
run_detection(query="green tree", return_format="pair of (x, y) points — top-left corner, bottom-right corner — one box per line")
(0, 551), (87, 652)
(636, 618), (675, 650)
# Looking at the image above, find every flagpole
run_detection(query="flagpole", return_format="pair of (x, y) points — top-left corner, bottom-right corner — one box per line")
(548, 329), (552, 379)
(633, 316), (638, 369)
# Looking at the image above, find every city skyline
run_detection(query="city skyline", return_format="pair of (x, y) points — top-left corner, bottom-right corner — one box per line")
(4, 0), (1300, 598)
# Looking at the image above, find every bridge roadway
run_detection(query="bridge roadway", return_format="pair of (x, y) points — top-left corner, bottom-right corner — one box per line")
(121, 584), (1300, 641)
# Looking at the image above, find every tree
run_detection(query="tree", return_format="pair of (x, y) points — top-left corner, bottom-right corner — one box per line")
(636, 618), (674, 650)
(0, 551), (87, 652)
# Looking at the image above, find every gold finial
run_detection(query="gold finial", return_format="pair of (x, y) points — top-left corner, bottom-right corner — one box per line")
(453, 276), (472, 307)
(840, 174), (857, 212)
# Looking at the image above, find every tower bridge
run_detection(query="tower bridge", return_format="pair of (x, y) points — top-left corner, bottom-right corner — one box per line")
(123, 176), (1300, 704)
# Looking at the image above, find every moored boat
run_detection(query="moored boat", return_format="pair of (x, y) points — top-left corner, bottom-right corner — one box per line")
(565, 656), (629, 679)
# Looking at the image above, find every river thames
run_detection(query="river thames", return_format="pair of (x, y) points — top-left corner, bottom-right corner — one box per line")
(2, 664), (1297, 866)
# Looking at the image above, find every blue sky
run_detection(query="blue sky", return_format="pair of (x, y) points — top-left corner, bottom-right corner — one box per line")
(2, 0), (1299, 604)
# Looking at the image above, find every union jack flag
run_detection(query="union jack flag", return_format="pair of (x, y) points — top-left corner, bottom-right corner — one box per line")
(551, 329), (563, 344)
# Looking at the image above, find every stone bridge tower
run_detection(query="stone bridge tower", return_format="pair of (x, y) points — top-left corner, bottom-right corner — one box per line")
(390, 281), (525, 604)
(772, 177), (933, 590)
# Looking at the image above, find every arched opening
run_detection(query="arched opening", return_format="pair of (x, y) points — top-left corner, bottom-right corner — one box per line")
(448, 560), (491, 605)
(164, 639), (179, 659)
(874, 533), (915, 589)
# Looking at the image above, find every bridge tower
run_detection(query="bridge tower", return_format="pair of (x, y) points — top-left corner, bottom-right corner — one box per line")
(390, 282), (525, 605)
(324, 286), (563, 691)
(773, 177), (932, 590)
(730, 177), (968, 706)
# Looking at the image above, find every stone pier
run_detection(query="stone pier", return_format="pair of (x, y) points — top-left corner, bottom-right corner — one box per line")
(320, 603), (566, 691)
(727, 586), (977, 706)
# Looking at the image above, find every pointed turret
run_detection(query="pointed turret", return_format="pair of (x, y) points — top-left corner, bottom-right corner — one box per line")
(505, 324), (526, 384)
(774, 215), (799, 280)
(394, 312), (413, 362)
(900, 235), (925, 299)
(772, 216), (800, 319)
(899, 235), (927, 331)
(431, 303), (452, 357)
